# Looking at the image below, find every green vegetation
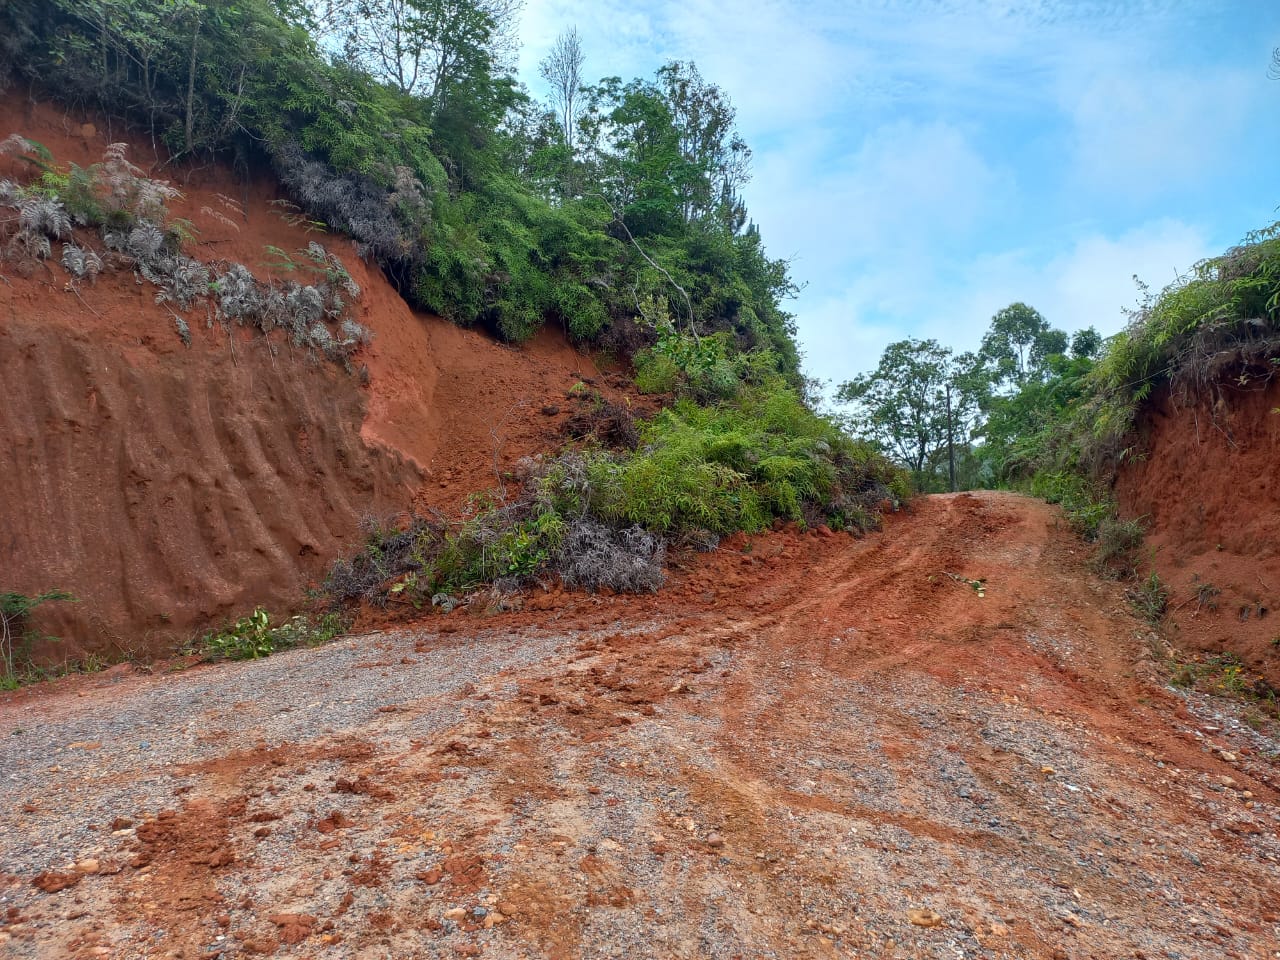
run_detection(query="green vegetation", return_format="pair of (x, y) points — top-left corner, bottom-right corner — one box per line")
(327, 349), (908, 607)
(837, 312), (1101, 494)
(197, 607), (347, 662)
(1171, 653), (1278, 723)
(1127, 571), (1169, 625)
(836, 339), (985, 493)
(1052, 223), (1280, 476)
(1, 589), (75, 687)
(839, 221), (1279, 592)
(0, 0), (801, 374)
(0, 0), (906, 623)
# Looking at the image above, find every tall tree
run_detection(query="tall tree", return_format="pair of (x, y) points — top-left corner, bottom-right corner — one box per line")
(580, 62), (750, 235)
(336, 0), (519, 114)
(539, 27), (584, 150)
(980, 302), (1067, 388)
(837, 339), (984, 492)
(655, 61), (750, 225)
(1070, 326), (1103, 360)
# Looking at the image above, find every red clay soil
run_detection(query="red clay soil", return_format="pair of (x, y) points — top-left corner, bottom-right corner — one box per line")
(0, 96), (623, 661)
(2, 492), (1277, 959)
(1116, 379), (1280, 686)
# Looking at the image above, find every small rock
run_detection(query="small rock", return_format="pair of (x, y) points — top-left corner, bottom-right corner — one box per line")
(1041, 766), (1055, 777)
(1219, 751), (1237, 763)
(907, 908), (943, 928)
(705, 833), (725, 849)
(75, 859), (99, 874)
(444, 907), (467, 921)
(541, 404), (561, 416)
(1219, 775), (1237, 789)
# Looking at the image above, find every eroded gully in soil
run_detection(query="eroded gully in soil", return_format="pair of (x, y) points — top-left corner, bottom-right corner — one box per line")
(1, 491), (1278, 959)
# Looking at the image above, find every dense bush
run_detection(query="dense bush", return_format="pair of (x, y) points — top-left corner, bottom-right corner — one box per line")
(325, 371), (910, 608)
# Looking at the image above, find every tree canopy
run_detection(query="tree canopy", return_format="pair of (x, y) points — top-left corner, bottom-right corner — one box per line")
(838, 304), (1104, 491)
(837, 339), (984, 491)
(0, 0), (801, 377)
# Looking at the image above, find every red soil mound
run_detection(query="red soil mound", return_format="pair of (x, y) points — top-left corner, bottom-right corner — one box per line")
(0, 96), (619, 661)
(1116, 379), (1280, 686)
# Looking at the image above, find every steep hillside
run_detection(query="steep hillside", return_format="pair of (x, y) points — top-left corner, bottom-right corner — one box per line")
(0, 98), (614, 662)
(1116, 378), (1280, 685)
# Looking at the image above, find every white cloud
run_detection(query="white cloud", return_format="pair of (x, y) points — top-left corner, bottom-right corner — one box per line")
(1061, 63), (1258, 200)
(746, 119), (1004, 281)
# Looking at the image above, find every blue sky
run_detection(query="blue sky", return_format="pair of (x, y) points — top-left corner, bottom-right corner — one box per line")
(515, 1), (1280, 388)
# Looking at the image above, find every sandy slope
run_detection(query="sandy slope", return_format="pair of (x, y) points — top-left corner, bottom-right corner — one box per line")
(2, 492), (1278, 959)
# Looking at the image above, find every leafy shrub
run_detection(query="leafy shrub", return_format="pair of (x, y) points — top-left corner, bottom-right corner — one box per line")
(0, 589), (74, 683)
(582, 383), (904, 536)
(199, 607), (346, 661)
(634, 350), (680, 394)
(202, 607), (276, 660)
(325, 377), (908, 610)
(1030, 471), (1112, 540)
(634, 330), (787, 404)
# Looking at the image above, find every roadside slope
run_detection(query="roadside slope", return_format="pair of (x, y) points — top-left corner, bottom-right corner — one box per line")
(1116, 379), (1280, 686)
(0, 97), (615, 660)
(2, 491), (1276, 959)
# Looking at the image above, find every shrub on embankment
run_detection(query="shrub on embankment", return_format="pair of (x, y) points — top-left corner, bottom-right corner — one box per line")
(325, 340), (910, 609)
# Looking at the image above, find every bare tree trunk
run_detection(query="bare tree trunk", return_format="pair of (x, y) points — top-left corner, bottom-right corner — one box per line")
(945, 383), (956, 493)
(184, 13), (202, 154)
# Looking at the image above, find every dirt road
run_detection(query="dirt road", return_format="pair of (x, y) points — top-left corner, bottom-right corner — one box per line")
(2, 492), (1278, 959)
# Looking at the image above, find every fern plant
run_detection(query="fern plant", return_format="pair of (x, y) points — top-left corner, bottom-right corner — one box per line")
(61, 243), (103, 280)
